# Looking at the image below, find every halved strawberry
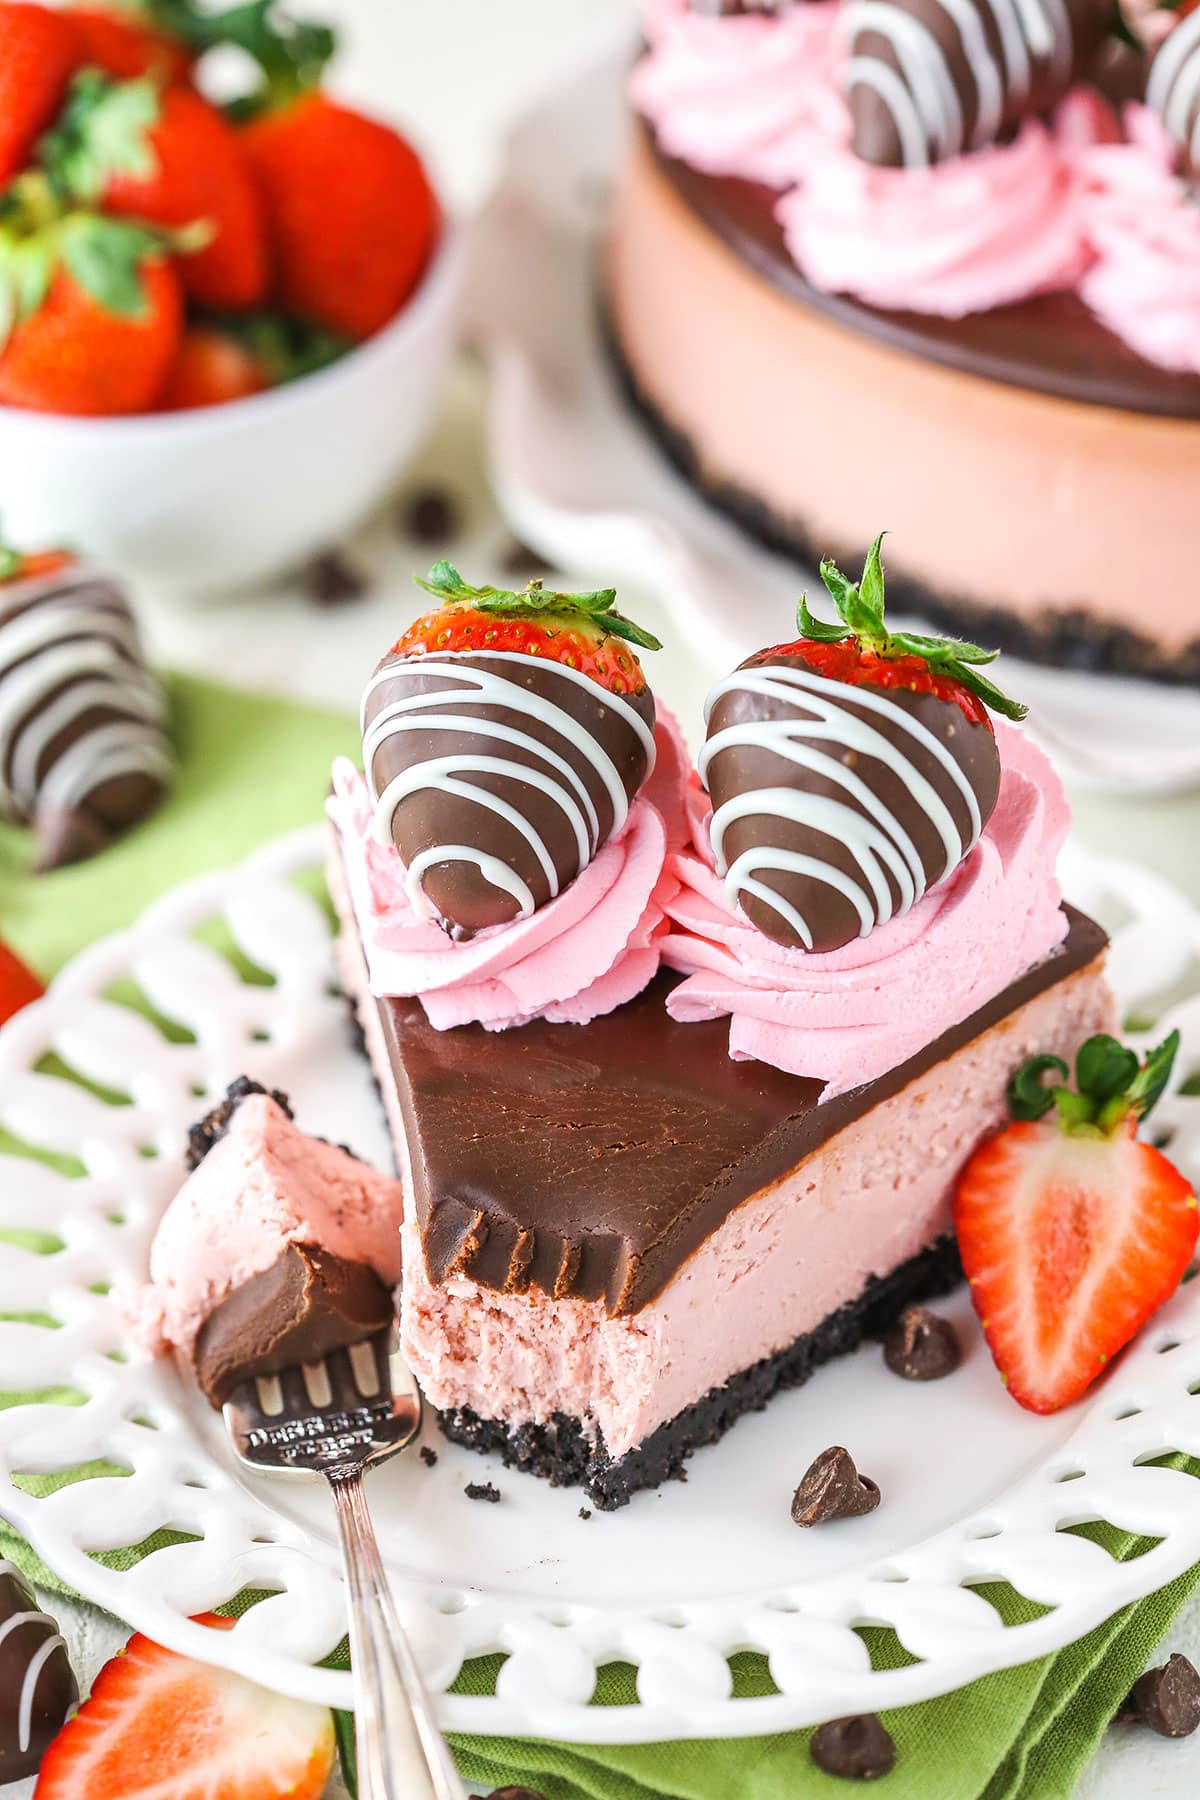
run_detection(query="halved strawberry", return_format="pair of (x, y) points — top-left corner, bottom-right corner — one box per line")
(33, 1613), (336, 1799)
(396, 561), (661, 697)
(0, 938), (43, 1026)
(955, 1031), (1198, 1414)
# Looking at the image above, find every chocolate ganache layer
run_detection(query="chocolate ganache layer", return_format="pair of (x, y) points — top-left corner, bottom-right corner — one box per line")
(193, 1244), (395, 1408)
(353, 845), (1106, 1315)
(644, 121), (1200, 420)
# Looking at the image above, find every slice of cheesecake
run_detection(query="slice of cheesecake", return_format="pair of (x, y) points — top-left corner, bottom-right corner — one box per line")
(334, 833), (1112, 1508)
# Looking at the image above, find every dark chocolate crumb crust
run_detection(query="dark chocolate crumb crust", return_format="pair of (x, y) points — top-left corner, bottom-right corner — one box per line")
(464, 1480), (502, 1504)
(185, 1076), (293, 1171)
(438, 1235), (963, 1510)
(604, 310), (1200, 689)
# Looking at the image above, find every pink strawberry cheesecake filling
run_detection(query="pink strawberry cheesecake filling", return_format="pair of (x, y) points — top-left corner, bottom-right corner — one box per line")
(123, 1094), (404, 1360)
(661, 726), (1071, 1096)
(326, 712), (691, 1032)
(401, 960), (1114, 1458)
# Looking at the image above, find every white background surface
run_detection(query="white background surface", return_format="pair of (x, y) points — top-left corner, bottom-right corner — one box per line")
(14, 3), (1200, 1796)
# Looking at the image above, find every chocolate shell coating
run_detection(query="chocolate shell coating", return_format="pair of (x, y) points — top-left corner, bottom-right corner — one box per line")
(0, 1563), (77, 1783)
(703, 653), (1001, 953)
(193, 1244), (395, 1408)
(847, 0), (1110, 168)
(362, 651), (655, 939)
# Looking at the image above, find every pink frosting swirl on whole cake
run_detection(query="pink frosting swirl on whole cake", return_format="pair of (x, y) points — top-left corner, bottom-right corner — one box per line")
(634, 0), (843, 188)
(778, 94), (1116, 319)
(1078, 105), (1200, 376)
(660, 725), (1070, 1097)
(328, 712), (691, 1032)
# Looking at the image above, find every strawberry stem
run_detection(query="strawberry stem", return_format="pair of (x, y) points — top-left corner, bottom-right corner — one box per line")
(412, 561), (663, 652)
(801, 534), (1027, 723)
(1008, 1030), (1182, 1136)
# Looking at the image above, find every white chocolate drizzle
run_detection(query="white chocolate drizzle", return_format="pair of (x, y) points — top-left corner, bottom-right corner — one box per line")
(700, 663), (982, 948)
(0, 567), (172, 826)
(361, 652), (656, 922)
(844, 0), (1075, 167)
(1148, 9), (1200, 171)
(0, 1561), (67, 1756)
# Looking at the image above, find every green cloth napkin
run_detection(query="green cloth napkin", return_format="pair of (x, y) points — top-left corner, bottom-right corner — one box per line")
(1, 674), (1195, 1800)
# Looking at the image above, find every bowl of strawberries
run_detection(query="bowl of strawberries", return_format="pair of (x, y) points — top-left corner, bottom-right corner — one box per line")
(0, 0), (464, 593)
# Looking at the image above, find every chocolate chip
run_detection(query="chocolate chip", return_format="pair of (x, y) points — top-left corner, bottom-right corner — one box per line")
(578, 1507), (592, 1521)
(500, 539), (547, 578)
(810, 1714), (896, 1780)
(488, 1788), (548, 1800)
(1127, 1654), (1200, 1737)
(465, 1480), (501, 1504)
(303, 548), (367, 606)
(403, 484), (461, 544)
(791, 1447), (880, 1527)
(419, 1445), (438, 1468)
(883, 1306), (961, 1382)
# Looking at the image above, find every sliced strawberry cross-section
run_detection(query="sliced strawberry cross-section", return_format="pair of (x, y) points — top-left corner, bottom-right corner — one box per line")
(33, 1614), (336, 1800)
(955, 1031), (1198, 1414)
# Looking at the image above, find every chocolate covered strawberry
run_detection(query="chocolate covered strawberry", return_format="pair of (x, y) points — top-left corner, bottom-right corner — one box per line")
(701, 534), (1026, 954)
(955, 1031), (1197, 1414)
(361, 561), (661, 939)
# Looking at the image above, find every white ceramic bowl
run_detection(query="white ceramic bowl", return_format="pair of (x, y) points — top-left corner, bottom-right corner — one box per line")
(0, 224), (466, 597)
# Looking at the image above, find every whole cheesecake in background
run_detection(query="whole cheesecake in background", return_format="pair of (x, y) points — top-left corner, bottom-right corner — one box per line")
(607, 0), (1200, 683)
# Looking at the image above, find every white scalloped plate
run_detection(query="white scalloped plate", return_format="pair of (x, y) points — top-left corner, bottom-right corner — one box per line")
(466, 49), (1200, 797)
(1, 826), (1199, 1742)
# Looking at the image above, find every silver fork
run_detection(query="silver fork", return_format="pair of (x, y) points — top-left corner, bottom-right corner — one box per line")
(223, 1329), (464, 1800)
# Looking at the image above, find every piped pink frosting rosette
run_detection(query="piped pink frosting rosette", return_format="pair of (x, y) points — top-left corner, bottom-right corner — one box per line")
(661, 725), (1070, 1097)
(777, 93), (1117, 319)
(635, 0), (843, 188)
(1078, 105), (1200, 377)
(328, 712), (692, 1033)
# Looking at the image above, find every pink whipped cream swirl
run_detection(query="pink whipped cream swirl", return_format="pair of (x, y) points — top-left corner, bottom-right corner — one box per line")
(778, 92), (1118, 319)
(328, 711), (691, 1033)
(1077, 105), (1200, 376)
(660, 725), (1071, 1098)
(634, 0), (843, 188)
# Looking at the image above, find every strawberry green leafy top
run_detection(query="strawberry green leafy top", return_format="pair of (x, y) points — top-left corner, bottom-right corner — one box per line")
(413, 561), (663, 652)
(799, 533), (1027, 723)
(1009, 1030), (1182, 1137)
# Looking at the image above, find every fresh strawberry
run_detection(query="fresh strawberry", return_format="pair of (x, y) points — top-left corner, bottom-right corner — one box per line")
(0, 937), (43, 1026)
(159, 323), (267, 409)
(0, 204), (182, 414)
(397, 561), (662, 696)
(241, 92), (438, 340)
(68, 5), (192, 82)
(955, 1031), (1198, 1415)
(34, 1613), (336, 1799)
(0, 3), (82, 185)
(41, 74), (267, 310)
(702, 536), (1026, 953)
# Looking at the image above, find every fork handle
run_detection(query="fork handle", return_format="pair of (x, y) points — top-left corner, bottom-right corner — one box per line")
(329, 1468), (464, 1800)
